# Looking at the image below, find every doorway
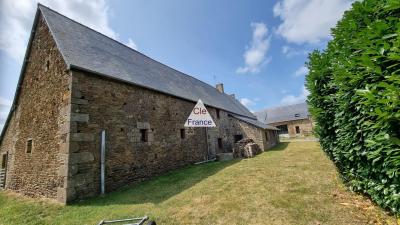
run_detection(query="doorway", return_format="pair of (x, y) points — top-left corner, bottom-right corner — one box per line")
(295, 126), (301, 134)
(0, 153), (8, 189)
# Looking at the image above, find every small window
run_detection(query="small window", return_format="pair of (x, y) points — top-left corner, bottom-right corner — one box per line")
(217, 138), (223, 149)
(294, 113), (300, 117)
(45, 60), (50, 71)
(295, 126), (300, 134)
(180, 129), (185, 139)
(26, 139), (33, 153)
(216, 109), (220, 119)
(140, 129), (148, 142)
(265, 131), (269, 141)
(234, 134), (243, 143)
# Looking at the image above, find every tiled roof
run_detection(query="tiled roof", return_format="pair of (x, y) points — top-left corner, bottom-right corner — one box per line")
(254, 102), (310, 124)
(231, 115), (279, 130)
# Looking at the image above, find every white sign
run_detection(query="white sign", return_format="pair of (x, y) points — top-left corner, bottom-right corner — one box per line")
(184, 99), (216, 127)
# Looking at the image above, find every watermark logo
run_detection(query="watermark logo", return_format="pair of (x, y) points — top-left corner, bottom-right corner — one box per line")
(184, 99), (216, 127)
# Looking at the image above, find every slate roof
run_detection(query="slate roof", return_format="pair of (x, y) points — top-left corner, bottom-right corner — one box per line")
(231, 115), (279, 130)
(254, 102), (310, 124)
(38, 4), (255, 119)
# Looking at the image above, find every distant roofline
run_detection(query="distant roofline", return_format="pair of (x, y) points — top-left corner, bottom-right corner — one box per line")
(266, 116), (311, 125)
(254, 102), (310, 124)
(261, 102), (308, 112)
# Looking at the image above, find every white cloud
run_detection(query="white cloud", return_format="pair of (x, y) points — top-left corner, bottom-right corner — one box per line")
(126, 38), (138, 50)
(0, 0), (128, 62)
(280, 85), (310, 105)
(240, 98), (256, 108)
(273, 0), (353, 44)
(236, 22), (271, 74)
(0, 97), (12, 132)
(293, 66), (308, 77)
(282, 45), (308, 58)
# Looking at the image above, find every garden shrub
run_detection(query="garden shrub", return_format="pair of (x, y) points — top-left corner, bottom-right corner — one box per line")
(306, 0), (400, 214)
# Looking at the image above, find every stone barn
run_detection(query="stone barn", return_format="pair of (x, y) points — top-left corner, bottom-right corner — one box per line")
(0, 4), (279, 204)
(254, 103), (314, 138)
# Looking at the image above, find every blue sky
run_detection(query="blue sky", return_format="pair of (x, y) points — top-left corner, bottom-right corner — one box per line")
(0, 0), (354, 131)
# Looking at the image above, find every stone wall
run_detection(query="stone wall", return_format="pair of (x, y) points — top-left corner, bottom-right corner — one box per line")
(0, 14), (71, 200)
(230, 119), (264, 149)
(270, 118), (314, 137)
(206, 108), (237, 156)
(264, 129), (279, 149)
(202, 112), (278, 157)
(67, 71), (212, 201)
(66, 71), (277, 201)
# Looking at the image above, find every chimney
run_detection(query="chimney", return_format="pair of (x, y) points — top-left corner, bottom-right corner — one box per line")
(215, 83), (224, 93)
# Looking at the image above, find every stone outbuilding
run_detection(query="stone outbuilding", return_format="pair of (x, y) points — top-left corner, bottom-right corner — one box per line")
(0, 4), (279, 203)
(254, 103), (314, 138)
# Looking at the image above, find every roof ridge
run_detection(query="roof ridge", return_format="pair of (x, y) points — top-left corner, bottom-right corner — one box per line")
(37, 4), (246, 113)
(257, 102), (308, 113)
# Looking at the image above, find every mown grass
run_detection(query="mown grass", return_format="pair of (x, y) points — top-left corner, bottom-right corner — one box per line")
(0, 142), (397, 225)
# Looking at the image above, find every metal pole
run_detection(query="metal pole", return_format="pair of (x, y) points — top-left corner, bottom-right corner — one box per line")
(100, 130), (105, 195)
(205, 127), (210, 160)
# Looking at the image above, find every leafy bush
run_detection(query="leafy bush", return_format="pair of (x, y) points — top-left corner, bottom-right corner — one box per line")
(306, 0), (400, 214)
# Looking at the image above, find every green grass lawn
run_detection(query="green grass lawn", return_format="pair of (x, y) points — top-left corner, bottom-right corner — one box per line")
(0, 142), (397, 225)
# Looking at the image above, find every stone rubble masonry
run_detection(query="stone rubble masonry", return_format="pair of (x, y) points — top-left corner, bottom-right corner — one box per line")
(0, 12), (279, 204)
(66, 71), (278, 202)
(0, 15), (71, 202)
(67, 70), (212, 200)
(269, 119), (314, 137)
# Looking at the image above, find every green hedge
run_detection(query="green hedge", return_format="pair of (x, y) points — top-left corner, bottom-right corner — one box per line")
(306, 0), (400, 214)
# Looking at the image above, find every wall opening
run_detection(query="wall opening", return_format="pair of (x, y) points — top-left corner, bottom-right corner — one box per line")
(140, 129), (148, 142)
(295, 126), (300, 134)
(234, 134), (243, 143)
(216, 109), (220, 119)
(0, 153), (7, 189)
(217, 138), (223, 149)
(265, 131), (269, 141)
(45, 60), (50, 71)
(276, 125), (288, 135)
(26, 139), (33, 153)
(180, 129), (185, 139)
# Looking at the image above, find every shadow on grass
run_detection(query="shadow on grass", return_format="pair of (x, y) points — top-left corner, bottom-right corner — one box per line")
(267, 142), (289, 151)
(77, 159), (239, 206)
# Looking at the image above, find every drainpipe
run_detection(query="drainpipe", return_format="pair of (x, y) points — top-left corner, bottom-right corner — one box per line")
(100, 130), (106, 195)
(205, 127), (210, 160)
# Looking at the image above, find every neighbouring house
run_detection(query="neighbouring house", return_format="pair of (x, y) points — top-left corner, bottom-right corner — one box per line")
(0, 4), (278, 204)
(254, 103), (314, 138)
